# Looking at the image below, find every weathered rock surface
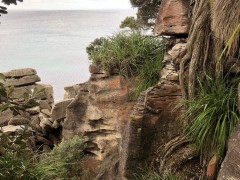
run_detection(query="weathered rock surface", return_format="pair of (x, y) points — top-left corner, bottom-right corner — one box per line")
(0, 68), (55, 152)
(3, 68), (37, 78)
(155, 0), (191, 35)
(64, 83), (89, 99)
(62, 67), (135, 162)
(51, 99), (73, 121)
(5, 74), (40, 87)
(119, 40), (201, 179)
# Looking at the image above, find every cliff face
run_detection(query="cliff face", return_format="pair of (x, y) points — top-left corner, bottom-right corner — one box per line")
(62, 66), (135, 162)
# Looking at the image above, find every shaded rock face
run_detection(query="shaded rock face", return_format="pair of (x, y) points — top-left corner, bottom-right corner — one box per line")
(119, 40), (201, 179)
(217, 84), (240, 179)
(62, 66), (135, 161)
(155, 0), (191, 36)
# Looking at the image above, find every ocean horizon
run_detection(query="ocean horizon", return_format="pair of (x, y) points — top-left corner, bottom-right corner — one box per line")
(0, 9), (136, 100)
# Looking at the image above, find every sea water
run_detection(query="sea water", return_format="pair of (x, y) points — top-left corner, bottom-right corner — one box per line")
(0, 10), (136, 100)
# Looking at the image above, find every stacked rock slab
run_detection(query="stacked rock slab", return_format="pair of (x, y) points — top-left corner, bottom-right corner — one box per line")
(0, 68), (55, 150)
(62, 65), (135, 164)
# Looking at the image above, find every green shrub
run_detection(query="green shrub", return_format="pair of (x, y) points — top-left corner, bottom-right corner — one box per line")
(0, 136), (86, 180)
(0, 152), (36, 180)
(183, 75), (239, 161)
(86, 32), (165, 97)
(47, 136), (86, 179)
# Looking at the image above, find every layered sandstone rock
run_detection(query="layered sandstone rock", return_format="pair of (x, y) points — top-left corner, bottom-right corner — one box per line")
(155, 0), (191, 36)
(119, 40), (201, 179)
(0, 68), (55, 150)
(62, 66), (135, 162)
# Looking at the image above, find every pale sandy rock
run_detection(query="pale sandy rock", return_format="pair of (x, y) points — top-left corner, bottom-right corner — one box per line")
(41, 109), (51, 117)
(51, 99), (73, 121)
(26, 106), (40, 115)
(1, 125), (24, 133)
(168, 43), (187, 60)
(37, 83), (54, 103)
(64, 83), (88, 99)
(85, 105), (104, 121)
(52, 120), (61, 129)
(155, 0), (190, 35)
(11, 84), (50, 100)
(38, 100), (52, 111)
(5, 75), (40, 87)
(3, 68), (37, 78)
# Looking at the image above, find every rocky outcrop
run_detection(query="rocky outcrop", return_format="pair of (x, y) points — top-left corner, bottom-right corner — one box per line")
(119, 39), (201, 179)
(62, 65), (135, 162)
(155, 0), (191, 36)
(0, 68), (55, 150)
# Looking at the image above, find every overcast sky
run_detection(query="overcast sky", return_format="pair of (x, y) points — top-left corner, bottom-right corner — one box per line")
(5, 0), (133, 10)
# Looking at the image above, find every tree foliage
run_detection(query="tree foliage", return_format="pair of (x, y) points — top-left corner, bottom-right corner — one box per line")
(130, 0), (162, 27)
(0, 0), (23, 17)
(120, 16), (140, 30)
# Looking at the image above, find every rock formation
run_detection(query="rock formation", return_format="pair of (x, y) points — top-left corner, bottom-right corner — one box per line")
(0, 68), (56, 151)
(62, 65), (136, 162)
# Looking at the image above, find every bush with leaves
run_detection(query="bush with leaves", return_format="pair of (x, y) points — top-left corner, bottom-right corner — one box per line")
(182, 75), (239, 164)
(0, 135), (86, 179)
(0, 73), (43, 116)
(86, 31), (165, 97)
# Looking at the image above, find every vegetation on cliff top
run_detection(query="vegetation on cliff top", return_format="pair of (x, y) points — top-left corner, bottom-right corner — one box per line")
(86, 31), (165, 97)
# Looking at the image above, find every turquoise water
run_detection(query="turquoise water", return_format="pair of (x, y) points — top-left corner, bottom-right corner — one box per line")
(0, 10), (136, 100)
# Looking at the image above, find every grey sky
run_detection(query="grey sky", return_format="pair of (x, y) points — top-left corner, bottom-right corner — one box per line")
(6, 0), (133, 10)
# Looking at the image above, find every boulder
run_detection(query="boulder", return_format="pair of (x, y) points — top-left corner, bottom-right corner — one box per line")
(38, 100), (52, 111)
(51, 99), (73, 121)
(11, 84), (51, 100)
(64, 83), (88, 99)
(3, 68), (37, 78)
(155, 0), (191, 35)
(5, 74), (40, 87)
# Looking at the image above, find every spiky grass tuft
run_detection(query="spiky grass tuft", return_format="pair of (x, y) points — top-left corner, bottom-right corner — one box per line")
(86, 31), (165, 98)
(183, 75), (239, 162)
